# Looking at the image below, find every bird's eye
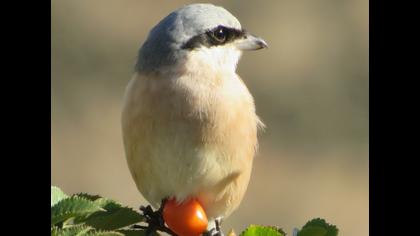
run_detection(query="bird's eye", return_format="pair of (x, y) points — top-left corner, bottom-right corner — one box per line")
(211, 26), (227, 43)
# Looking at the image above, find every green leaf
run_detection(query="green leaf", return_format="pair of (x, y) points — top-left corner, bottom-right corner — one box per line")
(116, 229), (152, 236)
(93, 198), (122, 209)
(84, 231), (125, 236)
(51, 196), (105, 225)
(297, 227), (327, 236)
(240, 225), (286, 236)
(52, 186), (69, 207)
(297, 218), (338, 236)
(82, 198), (144, 230)
(73, 193), (103, 201)
(51, 225), (93, 236)
(51, 225), (127, 236)
(69, 193), (103, 224)
(71, 197), (114, 224)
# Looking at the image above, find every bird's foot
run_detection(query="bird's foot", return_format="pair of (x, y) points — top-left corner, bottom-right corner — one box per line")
(132, 199), (177, 236)
(203, 217), (224, 236)
(203, 228), (224, 236)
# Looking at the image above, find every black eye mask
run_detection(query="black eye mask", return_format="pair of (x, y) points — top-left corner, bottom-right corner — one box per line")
(181, 25), (246, 50)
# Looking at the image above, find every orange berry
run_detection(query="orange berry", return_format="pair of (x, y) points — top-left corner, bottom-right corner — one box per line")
(163, 198), (208, 236)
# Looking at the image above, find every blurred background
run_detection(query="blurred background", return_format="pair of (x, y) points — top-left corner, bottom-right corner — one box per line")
(52, 0), (368, 235)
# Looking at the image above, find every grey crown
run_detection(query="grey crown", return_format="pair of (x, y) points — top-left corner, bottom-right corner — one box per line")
(135, 3), (242, 74)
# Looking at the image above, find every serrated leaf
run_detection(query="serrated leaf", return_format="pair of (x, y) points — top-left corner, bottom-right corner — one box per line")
(240, 225), (286, 236)
(52, 186), (69, 207)
(73, 193), (103, 201)
(52, 196), (105, 225)
(72, 198), (116, 224)
(52, 225), (126, 236)
(51, 226), (60, 235)
(93, 198), (122, 210)
(298, 218), (338, 236)
(297, 227), (327, 236)
(82, 198), (144, 230)
(117, 229), (151, 236)
(84, 231), (124, 236)
(51, 225), (93, 236)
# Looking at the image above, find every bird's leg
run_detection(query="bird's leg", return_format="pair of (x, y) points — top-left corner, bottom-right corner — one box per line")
(203, 217), (224, 236)
(215, 217), (222, 233)
(133, 199), (178, 236)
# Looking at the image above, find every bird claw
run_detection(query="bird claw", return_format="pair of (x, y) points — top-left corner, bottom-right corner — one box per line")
(203, 228), (224, 236)
(203, 217), (224, 236)
(136, 199), (177, 236)
(140, 204), (165, 228)
(137, 200), (224, 236)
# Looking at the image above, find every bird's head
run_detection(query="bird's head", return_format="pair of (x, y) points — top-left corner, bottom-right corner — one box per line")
(136, 3), (267, 76)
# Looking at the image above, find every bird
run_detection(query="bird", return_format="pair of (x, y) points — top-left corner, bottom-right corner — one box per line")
(121, 3), (267, 235)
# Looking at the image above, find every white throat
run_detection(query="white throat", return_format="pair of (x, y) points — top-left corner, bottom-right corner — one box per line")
(184, 46), (242, 75)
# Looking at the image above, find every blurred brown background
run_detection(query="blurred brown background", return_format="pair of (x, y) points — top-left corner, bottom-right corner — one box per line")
(51, 0), (368, 235)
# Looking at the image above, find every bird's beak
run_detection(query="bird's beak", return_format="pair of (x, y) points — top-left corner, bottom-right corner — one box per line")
(235, 33), (268, 51)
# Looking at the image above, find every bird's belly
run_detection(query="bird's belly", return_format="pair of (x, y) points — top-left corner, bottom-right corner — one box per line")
(122, 75), (258, 218)
(126, 114), (255, 218)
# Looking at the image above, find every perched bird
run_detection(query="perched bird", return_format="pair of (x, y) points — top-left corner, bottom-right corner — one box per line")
(122, 3), (267, 234)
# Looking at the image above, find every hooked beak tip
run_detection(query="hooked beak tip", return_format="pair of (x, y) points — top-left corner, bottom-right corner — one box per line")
(236, 34), (268, 51)
(258, 39), (268, 49)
